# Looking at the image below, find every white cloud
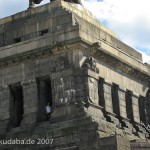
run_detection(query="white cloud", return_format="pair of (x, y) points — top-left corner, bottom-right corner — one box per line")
(82, 0), (150, 63)
(139, 51), (150, 64)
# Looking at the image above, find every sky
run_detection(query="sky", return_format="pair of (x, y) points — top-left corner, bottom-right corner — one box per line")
(0, 0), (150, 63)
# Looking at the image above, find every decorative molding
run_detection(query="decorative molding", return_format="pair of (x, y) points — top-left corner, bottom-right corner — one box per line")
(131, 91), (140, 98)
(104, 79), (112, 85)
(118, 85), (126, 92)
(0, 46), (53, 69)
(89, 42), (150, 85)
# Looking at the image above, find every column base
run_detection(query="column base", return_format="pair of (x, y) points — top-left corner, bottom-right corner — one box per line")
(105, 112), (121, 128)
(133, 122), (148, 138)
(121, 117), (133, 128)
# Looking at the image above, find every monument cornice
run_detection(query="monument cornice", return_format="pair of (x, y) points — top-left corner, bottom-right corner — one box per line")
(0, 37), (149, 86)
(0, 37), (82, 69)
(86, 41), (150, 85)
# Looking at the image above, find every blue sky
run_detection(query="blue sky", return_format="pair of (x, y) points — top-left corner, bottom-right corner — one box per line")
(0, 0), (150, 63)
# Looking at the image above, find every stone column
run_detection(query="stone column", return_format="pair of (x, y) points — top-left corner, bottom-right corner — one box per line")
(0, 85), (10, 135)
(117, 86), (127, 119)
(100, 79), (119, 125)
(20, 79), (38, 128)
(126, 91), (146, 138)
(112, 85), (133, 133)
(132, 92), (141, 124)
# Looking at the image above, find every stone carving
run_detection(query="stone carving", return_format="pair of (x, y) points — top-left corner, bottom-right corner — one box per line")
(51, 56), (70, 73)
(82, 57), (99, 74)
(74, 17), (80, 25)
(53, 77), (76, 107)
(75, 96), (89, 109)
(28, 0), (82, 9)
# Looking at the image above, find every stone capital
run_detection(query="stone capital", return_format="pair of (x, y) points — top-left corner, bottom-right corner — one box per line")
(103, 79), (112, 85)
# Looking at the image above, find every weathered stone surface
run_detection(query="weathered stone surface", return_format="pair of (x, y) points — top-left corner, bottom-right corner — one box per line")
(99, 136), (131, 150)
(0, 0), (150, 149)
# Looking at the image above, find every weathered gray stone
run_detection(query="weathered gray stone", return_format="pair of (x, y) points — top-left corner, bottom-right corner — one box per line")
(0, 0), (150, 149)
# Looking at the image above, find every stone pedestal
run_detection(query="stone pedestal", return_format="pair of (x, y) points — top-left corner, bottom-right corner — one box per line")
(21, 79), (38, 128)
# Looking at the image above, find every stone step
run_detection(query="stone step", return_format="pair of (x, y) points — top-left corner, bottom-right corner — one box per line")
(6, 116), (96, 140)
(32, 119), (97, 140)
(36, 116), (93, 130)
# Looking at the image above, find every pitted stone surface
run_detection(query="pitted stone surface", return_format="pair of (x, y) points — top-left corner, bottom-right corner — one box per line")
(0, 0), (150, 150)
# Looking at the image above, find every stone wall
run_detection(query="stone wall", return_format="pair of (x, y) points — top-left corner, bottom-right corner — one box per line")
(0, 0), (149, 149)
